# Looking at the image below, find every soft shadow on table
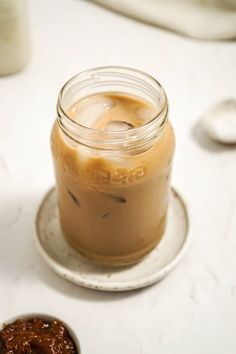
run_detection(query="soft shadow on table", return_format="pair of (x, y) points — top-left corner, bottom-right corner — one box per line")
(37, 258), (149, 302)
(0, 191), (148, 302)
(191, 120), (236, 152)
(0, 184), (168, 304)
(0, 192), (43, 280)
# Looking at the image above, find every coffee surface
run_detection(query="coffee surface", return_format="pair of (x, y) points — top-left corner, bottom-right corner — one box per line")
(67, 93), (158, 130)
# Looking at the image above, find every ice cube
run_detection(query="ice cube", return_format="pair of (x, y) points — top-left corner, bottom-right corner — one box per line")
(101, 150), (127, 166)
(77, 145), (93, 164)
(136, 107), (157, 123)
(73, 96), (115, 128)
(105, 120), (134, 132)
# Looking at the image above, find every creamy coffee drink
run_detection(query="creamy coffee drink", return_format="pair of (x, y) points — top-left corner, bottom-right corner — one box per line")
(51, 68), (175, 266)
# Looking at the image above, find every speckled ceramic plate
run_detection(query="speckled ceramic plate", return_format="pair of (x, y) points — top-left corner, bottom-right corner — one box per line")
(35, 187), (190, 292)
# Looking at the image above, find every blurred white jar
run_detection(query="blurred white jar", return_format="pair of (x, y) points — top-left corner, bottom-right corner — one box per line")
(0, 0), (30, 75)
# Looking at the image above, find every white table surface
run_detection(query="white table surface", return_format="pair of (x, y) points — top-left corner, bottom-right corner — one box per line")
(0, 1), (236, 353)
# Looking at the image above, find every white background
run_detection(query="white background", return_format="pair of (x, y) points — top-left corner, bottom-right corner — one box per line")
(0, 1), (236, 353)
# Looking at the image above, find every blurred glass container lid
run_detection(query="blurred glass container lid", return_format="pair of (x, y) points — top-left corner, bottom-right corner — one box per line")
(0, 0), (30, 75)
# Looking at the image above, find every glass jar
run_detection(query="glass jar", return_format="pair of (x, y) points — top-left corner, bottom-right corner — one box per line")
(51, 67), (175, 267)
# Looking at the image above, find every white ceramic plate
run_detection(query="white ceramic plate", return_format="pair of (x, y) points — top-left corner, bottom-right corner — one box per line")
(0, 313), (82, 353)
(35, 187), (190, 292)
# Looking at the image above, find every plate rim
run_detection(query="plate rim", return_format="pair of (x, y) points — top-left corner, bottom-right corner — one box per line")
(34, 187), (190, 292)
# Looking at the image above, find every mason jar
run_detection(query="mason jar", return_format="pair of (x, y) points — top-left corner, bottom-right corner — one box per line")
(51, 66), (175, 267)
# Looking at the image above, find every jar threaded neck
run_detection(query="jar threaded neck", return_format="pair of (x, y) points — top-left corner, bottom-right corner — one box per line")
(57, 66), (168, 152)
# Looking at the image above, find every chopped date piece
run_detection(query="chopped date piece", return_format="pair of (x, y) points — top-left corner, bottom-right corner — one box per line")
(68, 190), (80, 206)
(101, 212), (110, 218)
(101, 192), (126, 203)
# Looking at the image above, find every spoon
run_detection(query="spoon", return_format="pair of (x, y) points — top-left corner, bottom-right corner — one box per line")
(201, 98), (236, 144)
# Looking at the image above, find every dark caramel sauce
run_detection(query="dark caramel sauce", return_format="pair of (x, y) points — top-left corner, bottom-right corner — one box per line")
(0, 318), (78, 354)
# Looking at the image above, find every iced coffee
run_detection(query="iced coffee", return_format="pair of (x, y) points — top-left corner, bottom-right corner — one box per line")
(51, 67), (175, 266)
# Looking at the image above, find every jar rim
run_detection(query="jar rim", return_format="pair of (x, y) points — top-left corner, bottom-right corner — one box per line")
(57, 66), (168, 151)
